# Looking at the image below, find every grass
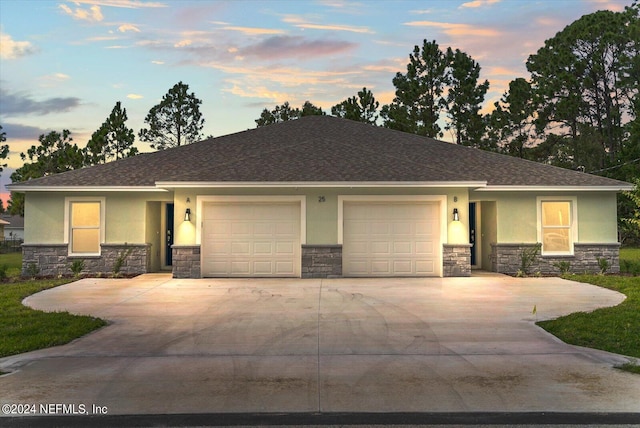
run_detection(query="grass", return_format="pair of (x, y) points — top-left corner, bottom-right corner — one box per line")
(537, 274), (640, 372)
(620, 247), (640, 275)
(0, 279), (107, 359)
(0, 251), (23, 278)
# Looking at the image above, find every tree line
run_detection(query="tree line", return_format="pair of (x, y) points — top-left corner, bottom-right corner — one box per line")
(0, 3), (637, 224)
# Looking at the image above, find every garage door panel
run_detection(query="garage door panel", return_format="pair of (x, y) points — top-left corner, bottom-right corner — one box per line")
(370, 222), (390, 234)
(275, 261), (295, 275)
(415, 240), (435, 255)
(393, 241), (412, 254)
(344, 202), (440, 277)
(202, 202), (300, 277)
(276, 241), (294, 254)
(371, 241), (390, 255)
(252, 222), (273, 235)
(393, 222), (412, 235)
(254, 242), (274, 255)
(371, 260), (391, 274)
(416, 260), (435, 275)
(253, 261), (273, 275)
(415, 222), (433, 235)
(230, 242), (250, 255)
(393, 260), (412, 274)
(230, 261), (251, 275)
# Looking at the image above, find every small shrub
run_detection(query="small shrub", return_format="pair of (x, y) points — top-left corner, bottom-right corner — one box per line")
(553, 261), (571, 275)
(70, 259), (85, 277)
(0, 265), (8, 281)
(597, 257), (611, 275)
(520, 244), (541, 275)
(113, 246), (133, 277)
(26, 262), (39, 278)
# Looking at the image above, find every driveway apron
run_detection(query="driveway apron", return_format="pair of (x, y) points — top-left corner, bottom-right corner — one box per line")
(1, 273), (640, 415)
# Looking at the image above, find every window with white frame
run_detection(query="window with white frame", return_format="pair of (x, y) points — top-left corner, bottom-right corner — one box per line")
(67, 199), (104, 255)
(538, 199), (576, 255)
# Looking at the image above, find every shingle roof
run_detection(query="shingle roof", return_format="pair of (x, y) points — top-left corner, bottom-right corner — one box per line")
(11, 115), (630, 189)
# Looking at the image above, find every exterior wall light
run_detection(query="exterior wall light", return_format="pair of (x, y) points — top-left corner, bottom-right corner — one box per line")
(184, 208), (191, 222)
(453, 208), (459, 222)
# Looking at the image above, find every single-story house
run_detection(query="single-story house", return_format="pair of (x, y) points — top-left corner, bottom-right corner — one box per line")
(1, 214), (25, 241)
(9, 116), (632, 278)
(0, 217), (9, 241)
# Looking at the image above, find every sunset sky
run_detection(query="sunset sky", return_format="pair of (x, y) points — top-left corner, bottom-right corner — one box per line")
(0, 0), (631, 203)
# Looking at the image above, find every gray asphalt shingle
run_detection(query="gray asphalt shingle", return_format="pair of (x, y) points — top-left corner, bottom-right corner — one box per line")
(11, 115), (629, 188)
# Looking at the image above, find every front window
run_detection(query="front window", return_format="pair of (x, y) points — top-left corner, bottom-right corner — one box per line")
(539, 200), (575, 255)
(67, 199), (103, 255)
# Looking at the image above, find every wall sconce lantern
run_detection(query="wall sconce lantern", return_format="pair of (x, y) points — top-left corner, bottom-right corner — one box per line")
(184, 208), (191, 222)
(453, 208), (459, 222)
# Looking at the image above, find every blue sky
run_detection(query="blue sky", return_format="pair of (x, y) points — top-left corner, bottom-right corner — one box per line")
(0, 0), (630, 199)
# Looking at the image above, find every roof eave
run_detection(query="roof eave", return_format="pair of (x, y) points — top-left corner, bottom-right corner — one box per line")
(154, 181), (489, 189)
(7, 185), (169, 193)
(475, 185), (634, 192)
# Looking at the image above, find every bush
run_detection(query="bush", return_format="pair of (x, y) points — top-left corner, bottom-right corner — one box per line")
(26, 262), (39, 278)
(70, 259), (85, 277)
(597, 257), (611, 275)
(553, 261), (571, 275)
(520, 244), (541, 275)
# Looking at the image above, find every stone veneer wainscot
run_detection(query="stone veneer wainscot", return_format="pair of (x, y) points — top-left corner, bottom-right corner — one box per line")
(21, 243), (150, 277)
(490, 243), (620, 275)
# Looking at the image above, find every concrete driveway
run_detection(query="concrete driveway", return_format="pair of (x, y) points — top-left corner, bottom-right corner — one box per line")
(1, 273), (640, 416)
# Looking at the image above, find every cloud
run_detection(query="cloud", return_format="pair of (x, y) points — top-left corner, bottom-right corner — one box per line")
(39, 73), (71, 87)
(0, 88), (81, 117)
(174, 39), (192, 47)
(0, 123), (50, 141)
(283, 15), (373, 34)
(403, 21), (501, 37)
(240, 35), (356, 60)
(0, 32), (37, 59)
(67, 0), (167, 8)
(151, 60), (164, 64)
(221, 26), (286, 35)
(460, 0), (501, 8)
(223, 82), (289, 102)
(118, 23), (141, 33)
(295, 23), (373, 34)
(126, 93), (144, 99)
(59, 3), (104, 22)
(87, 35), (121, 41)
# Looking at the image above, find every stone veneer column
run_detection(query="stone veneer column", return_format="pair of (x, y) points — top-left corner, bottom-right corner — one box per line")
(302, 245), (342, 278)
(172, 245), (201, 278)
(442, 244), (472, 277)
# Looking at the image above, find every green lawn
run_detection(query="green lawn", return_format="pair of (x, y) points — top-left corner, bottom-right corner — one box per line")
(0, 279), (107, 359)
(620, 247), (640, 275)
(0, 251), (23, 278)
(537, 274), (640, 373)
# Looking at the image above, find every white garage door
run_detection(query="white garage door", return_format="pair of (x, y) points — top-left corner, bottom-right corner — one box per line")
(343, 202), (440, 276)
(201, 203), (300, 277)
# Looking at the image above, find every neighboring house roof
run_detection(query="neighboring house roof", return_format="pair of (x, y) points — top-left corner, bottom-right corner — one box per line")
(0, 215), (24, 228)
(9, 116), (631, 190)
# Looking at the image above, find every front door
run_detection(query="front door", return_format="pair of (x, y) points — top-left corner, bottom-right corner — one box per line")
(469, 202), (477, 266)
(165, 203), (174, 266)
